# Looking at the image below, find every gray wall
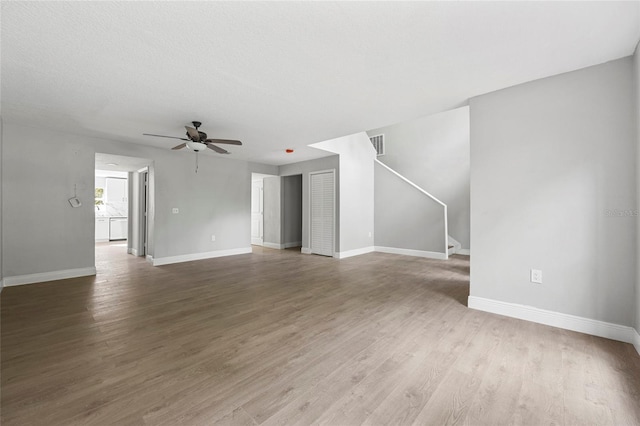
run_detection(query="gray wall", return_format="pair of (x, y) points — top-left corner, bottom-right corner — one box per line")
(3, 125), (96, 276)
(470, 57), (636, 327)
(368, 106), (470, 248)
(0, 116), (3, 289)
(635, 43), (640, 334)
(282, 175), (302, 246)
(374, 161), (446, 253)
(263, 176), (282, 246)
(1, 123), (277, 277)
(279, 155), (339, 252)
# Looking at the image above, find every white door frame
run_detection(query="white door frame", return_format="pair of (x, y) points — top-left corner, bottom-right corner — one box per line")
(309, 169), (336, 257)
(138, 167), (149, 256)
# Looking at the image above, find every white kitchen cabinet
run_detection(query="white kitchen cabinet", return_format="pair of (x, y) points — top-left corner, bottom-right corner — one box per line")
(106, 178), (128, 203)
(95, 217), (109, 241)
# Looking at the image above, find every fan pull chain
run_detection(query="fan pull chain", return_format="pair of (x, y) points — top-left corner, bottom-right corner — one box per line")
(195, 152), (199, 173)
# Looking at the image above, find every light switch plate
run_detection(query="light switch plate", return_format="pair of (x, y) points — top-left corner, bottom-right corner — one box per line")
(531, 269), (542, 284)
(172, 208), (179, 214)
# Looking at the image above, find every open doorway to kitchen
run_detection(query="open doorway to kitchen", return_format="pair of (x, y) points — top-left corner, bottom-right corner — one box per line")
(95, 153), (153, 269)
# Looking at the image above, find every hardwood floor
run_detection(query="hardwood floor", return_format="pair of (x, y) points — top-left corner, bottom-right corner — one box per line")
(2, 243), (639, 425)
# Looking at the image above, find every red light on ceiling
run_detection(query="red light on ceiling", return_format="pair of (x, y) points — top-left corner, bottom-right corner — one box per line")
(286, 149), (294, 153)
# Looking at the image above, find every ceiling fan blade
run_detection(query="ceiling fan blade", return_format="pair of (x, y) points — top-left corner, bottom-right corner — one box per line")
(143, 133), (189, 141)
(206, 143), (229, 154)
(172, 143), (187, 150)
(205, 138), (242, 146)
(185, 126), (200, 141)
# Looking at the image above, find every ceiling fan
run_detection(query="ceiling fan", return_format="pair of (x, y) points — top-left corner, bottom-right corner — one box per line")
(143, 121), (242, 154)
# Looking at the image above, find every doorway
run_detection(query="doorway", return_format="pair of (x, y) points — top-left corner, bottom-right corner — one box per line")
(251, 173), (303, 251)
(95, 153), (153, 264)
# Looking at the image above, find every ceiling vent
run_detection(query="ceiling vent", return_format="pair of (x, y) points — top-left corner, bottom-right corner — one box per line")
(369, 134), (385, 156)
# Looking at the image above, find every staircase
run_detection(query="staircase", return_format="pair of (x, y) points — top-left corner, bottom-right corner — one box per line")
(448, 235), (461, 256)
(374, 159), (449, 259)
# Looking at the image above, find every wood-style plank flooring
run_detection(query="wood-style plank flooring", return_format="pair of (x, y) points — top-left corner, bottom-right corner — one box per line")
(2, 243), (639, 425)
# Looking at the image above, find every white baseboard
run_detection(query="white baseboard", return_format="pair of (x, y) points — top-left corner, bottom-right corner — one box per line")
(263, 241), (302, 250)
(301, 247), (312, 254)
(152, 247), (252, 266)
(3, 267), (97, 287)
(374, 246), (447, 260)
(263, 242), (284, 250)
(468, 296), (637, 346)
(251, 238), (263, 246)
(131, 248), (139, 256)
(457, 249), (471, 255)
(633, 328), (640, 356)
(146, 254), (153, 263)
(335, 246), (375, 259)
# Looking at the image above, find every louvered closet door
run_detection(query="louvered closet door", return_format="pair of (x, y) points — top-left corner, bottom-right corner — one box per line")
(310, 171), (334, 257)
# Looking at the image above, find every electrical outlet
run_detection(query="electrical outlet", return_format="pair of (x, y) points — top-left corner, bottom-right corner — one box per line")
(172, 208), (179, 214)
(530, 269), (542, 284)
(211, 235), (216, 242)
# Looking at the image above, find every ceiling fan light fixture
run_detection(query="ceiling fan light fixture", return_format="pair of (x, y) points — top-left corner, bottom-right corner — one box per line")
(186, 141), (207, 152)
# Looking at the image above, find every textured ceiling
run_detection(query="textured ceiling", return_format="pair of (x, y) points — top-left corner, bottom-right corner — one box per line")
(2, 2), (639, 165)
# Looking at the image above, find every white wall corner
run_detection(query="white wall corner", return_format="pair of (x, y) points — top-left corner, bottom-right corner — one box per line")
(334, 246), (375, 259)
(152, 247), (252, 266)
(468, 296), (637, 346)
(301, 247), (312, 254)
(3, 267), (97, 287)
(374, 246), (447, 260)
(131, 248), (139, 256)
(633, 328), (640, 356)
(146, 254), (154, 264)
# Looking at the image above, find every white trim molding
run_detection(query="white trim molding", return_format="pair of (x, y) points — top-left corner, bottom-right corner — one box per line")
(152, 247), (252, 266)
(262, 242), (301, 250)
(301, 247), (312, 254)
(468, 296), (638, 346)
(335, 246), (375, 259)
(146, 255), (154, 263)
(457, 249), (471, 256)
(3, 267), (97, 287)
(375, 246), (447, 260)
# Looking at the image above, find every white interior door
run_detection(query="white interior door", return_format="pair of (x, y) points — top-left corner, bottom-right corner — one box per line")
(310, 171), (334, 257)
(251, 179), (264, 245)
